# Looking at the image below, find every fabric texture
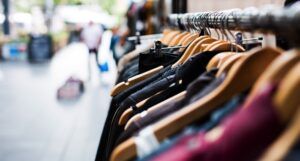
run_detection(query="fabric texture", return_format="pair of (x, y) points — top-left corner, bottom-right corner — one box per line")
(149, 84), (283, 161)
(116, 68), (220, 145)
(138, 92), (247, 161)
(135, 126), (160, 159)
(102, 51), (219, 161)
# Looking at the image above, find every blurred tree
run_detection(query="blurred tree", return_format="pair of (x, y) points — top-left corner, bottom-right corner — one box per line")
(99, 0), (117, 14)
(14, 0), (44, 12)
(13, 0), (118, 12)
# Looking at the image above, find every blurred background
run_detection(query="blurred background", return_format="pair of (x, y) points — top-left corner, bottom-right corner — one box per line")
(0, 0), (285, 161)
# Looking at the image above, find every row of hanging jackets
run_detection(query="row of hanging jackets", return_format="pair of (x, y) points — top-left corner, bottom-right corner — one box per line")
(95, 6), (300, 161)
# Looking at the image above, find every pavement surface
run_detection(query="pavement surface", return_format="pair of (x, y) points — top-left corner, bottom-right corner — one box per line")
(0, 43), (116, 161)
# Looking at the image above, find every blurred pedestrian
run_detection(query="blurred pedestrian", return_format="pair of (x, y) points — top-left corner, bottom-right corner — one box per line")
(80, 21), (103, 80)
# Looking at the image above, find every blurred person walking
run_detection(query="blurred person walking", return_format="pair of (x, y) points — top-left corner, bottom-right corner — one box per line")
(80, 21), (103, 80)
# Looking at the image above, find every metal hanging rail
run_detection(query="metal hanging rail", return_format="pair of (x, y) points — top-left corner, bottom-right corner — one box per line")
(167, 3), (300, 43)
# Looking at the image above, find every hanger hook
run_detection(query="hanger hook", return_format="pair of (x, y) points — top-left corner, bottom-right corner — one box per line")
(195, 13), (202, 34)
(202, 12), (210, 36)
(222, 11), (231, 42)
(211, 12), (220, 39)
(191, 14), (198, 33)
(217, 11), (225, 40)
(184, 14), (190, 32)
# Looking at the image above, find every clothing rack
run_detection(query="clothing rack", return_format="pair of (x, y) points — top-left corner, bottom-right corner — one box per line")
(167, 4), (300, 44)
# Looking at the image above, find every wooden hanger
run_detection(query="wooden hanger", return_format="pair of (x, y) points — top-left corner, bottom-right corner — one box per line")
(172, 37), (215, 68)
(178, 33), (199, 51)
(159, 29), (171, 44)
(112, 33), (207, 97)
(117, 43), (154, 73)
(190, 37), (217, 55)
(273, 61), (300, 123)
(243, 49), (298, 108)
(119, 36), (229, 126)
(110, 47), (281, 161)
(259, 62), (300, 161)
(162, 30), (181, 45)
(124, 91), (187, 130)
(216, 54), (245, 77)
(224, 51), (300, 161)
(119, 35), (223, 126)
(216, 52), (239, 68)
(118, 35), (204, 125)
(168, 32), (189, 46)
(171, 36), (212, 67)
(202, 40), (225, 51)
(110, 31), (186, 96)
(171, 32), (192, 47)
(247, 50), (300, 161)
(119, 39), (244, 125)
(201, 39), (245, 52)
(159, 30), (173, 44)
(161, 29), (172, 37)
(206, 52), (235, 70)
(110, 66), (163, 96)
(259, 107), (300, 161)
(118, 91), (163, 125)
(208, 42), (245, 52)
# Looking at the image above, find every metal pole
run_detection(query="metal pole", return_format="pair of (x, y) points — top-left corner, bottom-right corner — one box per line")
(2, 0), (10, 35)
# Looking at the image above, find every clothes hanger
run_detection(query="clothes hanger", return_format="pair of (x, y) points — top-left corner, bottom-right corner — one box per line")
(207, 27), (245, 73)
(243, 49), (298, 108)
(118, 36), (242, 126)
(206, 52), (236, 70)
(256, 62), (300, 160)
(118, 30), (215, 126)
(216, 52), (239, 68)
(201, 23), (244, 52)
(162, 30), (181, 45)
(117, 29), (177, 74)
(161, 28), (172, 37)
(118, 28), (211, 126)
(189, 38), (217, 55)
(118, 30), (245, 125)
(110, 47), (281, 161)
(259, 107), (300, 161)
(124, 91), (187, 130)
(170, 36), (212, 67)
(201, 19), (227, 51)
(206, 12), (246, 53)
(115, 32), (201, 121)
(273, 61), (300, 123)
(111, 31), (177, 96)
(110, 66), (164, 96)
(118, 20), (247, 127)
(201, 39), (244, 52)
(170, 18), (217, 67)
(117, 43), (154, 73)
(118, 90), (163, 126)
(175, 33), (190, 45)
(209, 42), (244, 52)
(185, 39), (245, 68)
(178, 33), (199, 50)
(118, 33), (203, 126)
(216, 54), (245, 77)
(110, 30), (186, 97)
(245, 52), (300, 161)
(168, 31), (189, 46)
(158, 29), (171, 44)
(118, 22), (218, 125)
(187, 13), (217, 55)
(230, 51), (300, 161)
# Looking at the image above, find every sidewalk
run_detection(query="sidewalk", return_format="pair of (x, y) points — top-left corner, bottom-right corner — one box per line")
(0, 42), (116, 161)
